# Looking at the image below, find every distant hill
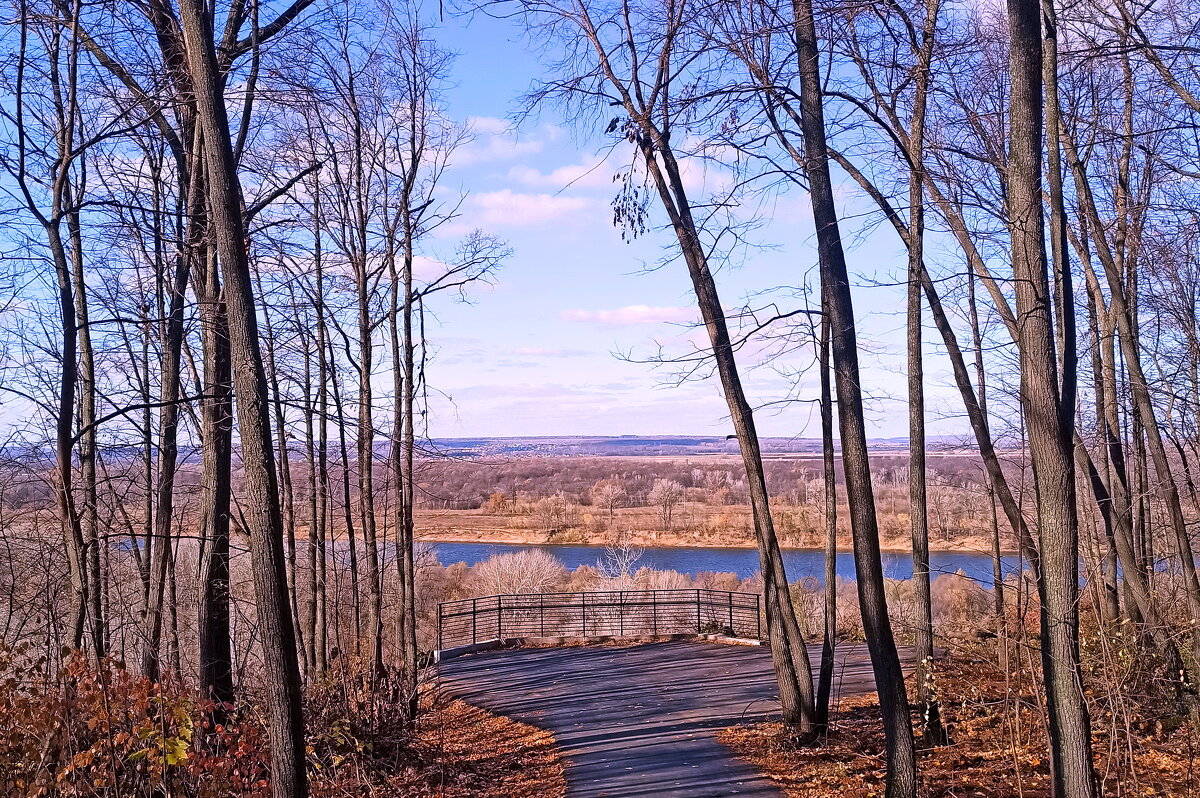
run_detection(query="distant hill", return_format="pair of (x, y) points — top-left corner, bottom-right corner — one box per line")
(5, 434), (974, 468)
(419, 435), (930, 458)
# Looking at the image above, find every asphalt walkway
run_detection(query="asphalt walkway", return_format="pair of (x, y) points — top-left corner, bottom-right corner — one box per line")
(438, 641), (887, 797)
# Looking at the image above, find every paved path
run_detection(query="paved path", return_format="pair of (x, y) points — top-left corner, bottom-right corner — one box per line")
(438, 641), (892, 798)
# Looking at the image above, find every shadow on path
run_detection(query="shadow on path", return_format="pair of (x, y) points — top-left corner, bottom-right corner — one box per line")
(438, 641), (890, 798)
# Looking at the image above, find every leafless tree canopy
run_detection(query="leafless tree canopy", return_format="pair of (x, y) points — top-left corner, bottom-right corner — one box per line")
(1, 0), (1200, 794)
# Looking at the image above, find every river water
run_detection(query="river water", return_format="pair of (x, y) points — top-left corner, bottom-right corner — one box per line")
(425, 541), (1018, 587)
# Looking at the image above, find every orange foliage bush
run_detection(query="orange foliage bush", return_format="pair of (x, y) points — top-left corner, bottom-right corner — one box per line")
(0, 649), (564, 798)
(0, 648), (270, 797)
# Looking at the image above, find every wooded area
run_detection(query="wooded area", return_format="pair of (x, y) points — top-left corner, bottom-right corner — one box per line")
(1, 0), (1199, 795)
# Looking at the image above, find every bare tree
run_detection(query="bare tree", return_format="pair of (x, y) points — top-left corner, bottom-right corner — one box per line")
(814, 312), (836, 732)
(502, 0), (818, 735)
(647, 478), (684, 530)
(1, 0), (97, 656)
(1005, 1), (1095, 794)
(791, 0), (917, 788)
(591, 478), (627, 523)
(175, 0), (313, 794)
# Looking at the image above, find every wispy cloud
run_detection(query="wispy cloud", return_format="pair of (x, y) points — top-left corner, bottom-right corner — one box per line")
(472, 189), (591, 227)
(507, 155), (614, 191)
(560, 305), (696, 325)
(511, 347), (590, 357)
(455, 117), (544, 167)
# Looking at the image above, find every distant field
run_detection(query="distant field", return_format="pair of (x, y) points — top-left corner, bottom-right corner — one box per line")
(405, 449), (1018, 555)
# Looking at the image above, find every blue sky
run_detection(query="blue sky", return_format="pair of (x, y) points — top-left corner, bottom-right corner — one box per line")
(408, 11), (968, 439)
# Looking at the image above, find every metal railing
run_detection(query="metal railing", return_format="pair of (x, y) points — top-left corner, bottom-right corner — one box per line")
(436, 588), (761, 650)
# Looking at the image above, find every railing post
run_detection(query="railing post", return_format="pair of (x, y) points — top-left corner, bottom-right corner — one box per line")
(696, 589), (702, 633)
(437, 602), (443, 650)
(652, 590), (657, 636)
(581, 592), (587, 637)
(755, 593), (762, 639)
(727, 591), (733, 633)
(540, 594), (545, 636)
(497, 594), (503, 640)
(619, 590), (624, 636)
(472, 598), (477, 645)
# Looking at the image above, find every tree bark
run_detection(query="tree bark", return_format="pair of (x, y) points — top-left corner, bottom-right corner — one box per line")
(196, 238), (236, 718)
(1005, 3), (1095, 795)
(905, 0), (945, 746)
(177, 1), (308, 794)
(815, 312), (837, 733)
(793, 0), (916, 790)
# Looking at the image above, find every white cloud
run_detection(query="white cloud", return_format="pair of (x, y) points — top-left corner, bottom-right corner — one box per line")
(560, 305), (696, 326)
(467, 116), (509, 136)
(507, 155), (614, 190)
(454, 116), (544, 167)
(413, 254), (451, 281)
(511, 347), (590, 357)
(472, 189), (591, 227)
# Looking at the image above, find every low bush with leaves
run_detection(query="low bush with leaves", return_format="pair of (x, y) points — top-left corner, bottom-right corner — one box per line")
(0, 648), (271, 797)
(0, 648), (564, 798)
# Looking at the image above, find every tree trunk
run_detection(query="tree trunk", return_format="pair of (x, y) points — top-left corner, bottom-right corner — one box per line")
(357, 273), (384, 683)
(177, 2), (308, 794)
(303, 306), (319, 677)
(48, 222), (88, 652)
(966, 266), (1007, 653)
(392, 217), (419, 718)
(905, 0), (945, 745)
(1005, 3), (1096, 795)
(259, 271), (305, 672)
(793, 0), (916, 789)
(635, 131), (816, 735)
(197, 239), (236, 718)
(68, 196), (103, 660)
(330, 351), (362, 655)
(815, 312), (837, 733)
(314, 242), (330, 673)
(142, 194), (193, 682)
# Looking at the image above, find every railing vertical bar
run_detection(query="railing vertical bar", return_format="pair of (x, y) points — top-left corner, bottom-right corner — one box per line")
(472, 597), (478, 645)
(755, 593), (762, 639)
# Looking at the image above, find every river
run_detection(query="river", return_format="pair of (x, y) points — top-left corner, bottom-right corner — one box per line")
(424, 541), (1018, 587)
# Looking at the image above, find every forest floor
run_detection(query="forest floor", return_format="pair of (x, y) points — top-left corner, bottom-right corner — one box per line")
(718, 647), (1199, 798)
(328, 695), (565, 797)
(0, 652), (566, 798)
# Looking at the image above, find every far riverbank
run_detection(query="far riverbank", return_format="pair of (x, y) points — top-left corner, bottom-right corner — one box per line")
(421, 540), (1018, 586)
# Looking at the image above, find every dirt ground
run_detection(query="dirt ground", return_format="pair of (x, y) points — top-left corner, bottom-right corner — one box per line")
(718, 649), (1197, 798)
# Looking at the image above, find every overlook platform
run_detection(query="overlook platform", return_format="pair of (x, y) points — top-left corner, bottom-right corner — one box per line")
(439, 639), (893, 798)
